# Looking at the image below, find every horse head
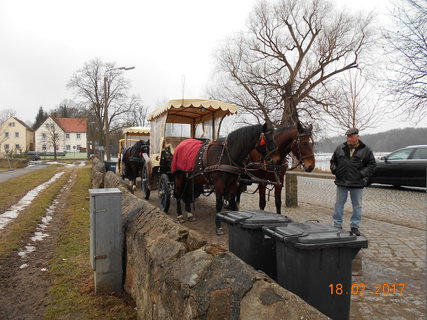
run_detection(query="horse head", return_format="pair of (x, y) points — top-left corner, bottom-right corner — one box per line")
(133, 140), (149, 157)
(291, 123), (315, 172)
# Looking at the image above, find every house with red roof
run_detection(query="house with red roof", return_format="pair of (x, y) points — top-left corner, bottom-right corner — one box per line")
(35, 117), (87, 154)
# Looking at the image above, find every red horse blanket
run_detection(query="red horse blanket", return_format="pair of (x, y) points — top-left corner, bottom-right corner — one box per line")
(171, 138), (203, 173)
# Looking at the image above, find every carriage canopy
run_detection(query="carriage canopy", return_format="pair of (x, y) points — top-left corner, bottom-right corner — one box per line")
(122, 126), (150, 148)
(147, 99), (237, 168)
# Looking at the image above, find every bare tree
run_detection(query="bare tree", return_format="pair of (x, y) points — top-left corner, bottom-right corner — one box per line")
(0, 109), (16, 123)
(122, 95), (149, 127)
(383, 0), (427, 122)
(67, 58), (135, 160)
(40, 118), (64, 160)
(50, 99), (82, 118)
(211, 0), (375, 127)
(322, 69), (383, 133)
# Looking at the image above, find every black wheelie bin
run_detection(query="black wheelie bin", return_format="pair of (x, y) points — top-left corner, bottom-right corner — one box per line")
(263, 221), (368, 320)
(104, 161), (117, 173)
(217, 210), (292, 280)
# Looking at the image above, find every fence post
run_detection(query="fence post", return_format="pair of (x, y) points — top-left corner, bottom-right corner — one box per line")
(89, 188), (122, 293)
(285, 172), (298, 207)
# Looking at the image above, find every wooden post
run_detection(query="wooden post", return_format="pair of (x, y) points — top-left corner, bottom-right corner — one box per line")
(285, 172), (298, 207)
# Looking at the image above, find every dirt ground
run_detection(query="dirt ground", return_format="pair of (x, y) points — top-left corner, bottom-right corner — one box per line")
(135, 188), (231, 249)
(0, 169), (77, 320)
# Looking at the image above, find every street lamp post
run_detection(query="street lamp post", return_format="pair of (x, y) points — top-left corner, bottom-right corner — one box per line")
(103, 66), (135, 161)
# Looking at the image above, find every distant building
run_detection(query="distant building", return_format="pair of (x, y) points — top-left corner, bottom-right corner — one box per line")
(0, 116), (35, 155)
(35, 117), (87, 153)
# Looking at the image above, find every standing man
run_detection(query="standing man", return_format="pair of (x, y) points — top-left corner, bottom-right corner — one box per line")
(330, 128), (376, 236)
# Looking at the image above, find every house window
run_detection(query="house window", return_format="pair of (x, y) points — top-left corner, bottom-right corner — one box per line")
(42, 145), (46, 151)
(66, 133), (70, 139)
(51, 124), (54, 130)
(76, 145), (81, 151)
(76, 133), (81, 139)
(15, 132), (19, 138)
(42, 133), (46, 140)
(45, 123), (49, 129)
(66, 145), (71, 151)
(15, 144), (20, 150)
(9, 122), (15, 127)
(5, 144), (9, 151)
(4, 132), (9, 138)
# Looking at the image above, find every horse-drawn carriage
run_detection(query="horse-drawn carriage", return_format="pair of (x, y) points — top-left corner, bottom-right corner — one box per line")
(143, 99), (237, 204)
(143, 98), (316, 235)
(117, 126), (150, 190)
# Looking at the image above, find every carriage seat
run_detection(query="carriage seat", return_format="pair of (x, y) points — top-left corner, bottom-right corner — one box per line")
(163, 136), (188, 154)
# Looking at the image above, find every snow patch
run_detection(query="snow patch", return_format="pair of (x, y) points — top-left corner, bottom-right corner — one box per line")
(0, 172), (64, 230)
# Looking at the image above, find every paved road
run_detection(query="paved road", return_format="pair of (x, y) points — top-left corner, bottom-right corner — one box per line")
(0, 163), (49, 183)
(139, 171), (427, 319)
(296, 175), (426, 230)
(238, 175), (426, 320)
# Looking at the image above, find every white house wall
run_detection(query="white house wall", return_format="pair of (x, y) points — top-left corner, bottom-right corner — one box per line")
(0, 117), (34, 155)
(63, 132), (87, 153)
(35, 117), (87, 153)
(35, 118), (65, 153)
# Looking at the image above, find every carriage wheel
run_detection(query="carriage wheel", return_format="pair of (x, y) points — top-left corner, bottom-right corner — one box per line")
(158, 174), (171, 213)
(141, 164), (151, 199)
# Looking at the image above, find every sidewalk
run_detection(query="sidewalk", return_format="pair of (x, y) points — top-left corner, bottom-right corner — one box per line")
(0, 163), (49, 183)
(142, 173), (426, 319)
(238, 177), (426, 320)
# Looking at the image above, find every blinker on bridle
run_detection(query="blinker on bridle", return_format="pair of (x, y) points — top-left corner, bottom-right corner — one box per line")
(256, 131), (278, 163)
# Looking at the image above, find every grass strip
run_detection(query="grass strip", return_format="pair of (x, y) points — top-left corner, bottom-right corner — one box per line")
(0, 167), (61, 212)
(0, 171), (70, 259)
(45, 167), (136, 320)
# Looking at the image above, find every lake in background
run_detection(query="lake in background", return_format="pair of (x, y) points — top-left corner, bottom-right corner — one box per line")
(314, 153), (388, 172)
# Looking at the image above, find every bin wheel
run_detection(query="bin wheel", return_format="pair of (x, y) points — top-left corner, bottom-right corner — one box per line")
(141, 164), (151, 199)
(158, 173), (171, 213)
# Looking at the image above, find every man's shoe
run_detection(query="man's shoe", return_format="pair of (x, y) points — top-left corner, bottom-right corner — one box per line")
(351, 227), (361, 236)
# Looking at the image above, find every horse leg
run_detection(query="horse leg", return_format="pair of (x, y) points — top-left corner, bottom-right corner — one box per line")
(275, 173), (285, 215)
(259, 184), (267, 210)
(274, 185), (283, 215)
(215, 188), (225, 235)
(235, 183), (246, 210)
(183, 195), (196, 222)
(175, 175), (185, 223)
(132, 175), (137, 192)
(176, 199), (185, 223)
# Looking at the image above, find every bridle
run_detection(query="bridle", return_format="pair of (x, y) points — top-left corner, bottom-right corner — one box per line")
(255, 131), (278, 163)
(288, 131), (314, 170)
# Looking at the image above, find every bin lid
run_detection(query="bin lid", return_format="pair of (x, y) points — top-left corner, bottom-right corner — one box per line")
(263, 221), (368, 249)
(217, 210), (292, 229)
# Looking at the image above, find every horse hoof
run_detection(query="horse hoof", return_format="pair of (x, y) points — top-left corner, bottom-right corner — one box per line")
(177, 215), (185, 223)
(215, 227), (224, 236)
(187, 214), (196, 222)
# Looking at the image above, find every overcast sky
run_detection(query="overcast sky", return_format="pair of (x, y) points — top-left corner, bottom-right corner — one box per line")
(1, 0), (425, 135)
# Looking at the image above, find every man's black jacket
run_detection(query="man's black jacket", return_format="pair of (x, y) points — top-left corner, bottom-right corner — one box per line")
(330, 140), (376, 188)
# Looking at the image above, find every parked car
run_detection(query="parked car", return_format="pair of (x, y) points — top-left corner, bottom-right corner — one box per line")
(27, 151), (41, 161)
(369, 145), (427, 188)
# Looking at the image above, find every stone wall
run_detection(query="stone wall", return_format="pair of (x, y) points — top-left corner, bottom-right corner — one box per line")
(99, 165), (329, 320)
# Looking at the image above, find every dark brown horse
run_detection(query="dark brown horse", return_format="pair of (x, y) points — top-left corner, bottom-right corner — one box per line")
(239, 123), (315, 214)
(122, 140), (150, 191)
(172, 123), (279, 235)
